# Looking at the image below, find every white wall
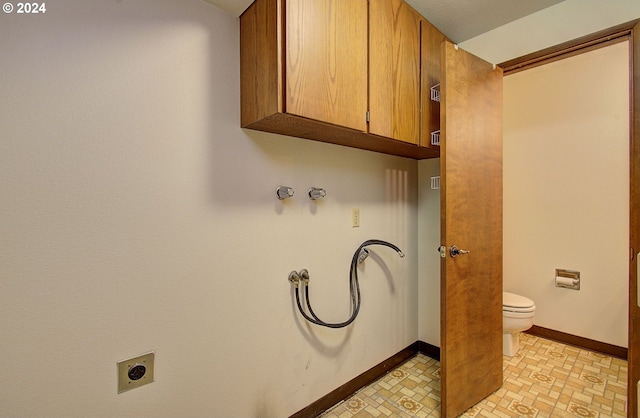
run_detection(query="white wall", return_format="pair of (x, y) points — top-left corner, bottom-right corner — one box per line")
(418, 160), (441, 346)
(502, 42), (629, 347)
(0, 1), (419, 417)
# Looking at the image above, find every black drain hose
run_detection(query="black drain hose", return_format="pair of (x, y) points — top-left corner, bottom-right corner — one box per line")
(294, 239), (404, 328)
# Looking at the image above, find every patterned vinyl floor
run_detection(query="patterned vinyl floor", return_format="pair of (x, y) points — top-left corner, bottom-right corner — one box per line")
(320, 333), (627, 417)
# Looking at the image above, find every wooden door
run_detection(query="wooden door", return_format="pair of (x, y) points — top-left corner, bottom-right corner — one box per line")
(285, 0), (368, 131)
(630, 19), (640, 418)
(440, 41), (504, 417)
(369, 0), (421, 144)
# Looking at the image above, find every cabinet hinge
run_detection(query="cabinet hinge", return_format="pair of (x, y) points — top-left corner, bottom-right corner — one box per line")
(366, 111), (370, 123)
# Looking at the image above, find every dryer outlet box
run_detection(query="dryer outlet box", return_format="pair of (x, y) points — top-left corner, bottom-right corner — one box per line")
(117, 352), (155, 393)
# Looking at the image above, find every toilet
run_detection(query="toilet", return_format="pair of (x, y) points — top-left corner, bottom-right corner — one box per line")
(502, 292), (536, 357)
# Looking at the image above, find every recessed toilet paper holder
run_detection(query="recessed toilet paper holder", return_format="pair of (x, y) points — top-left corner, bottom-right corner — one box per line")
(555, 269), (580, 290)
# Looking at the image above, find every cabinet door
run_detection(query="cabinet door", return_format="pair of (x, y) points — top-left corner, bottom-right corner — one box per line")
(369, 0), (421, 144)
(285, 0), (368, 132)
(440, 41), (503, 417)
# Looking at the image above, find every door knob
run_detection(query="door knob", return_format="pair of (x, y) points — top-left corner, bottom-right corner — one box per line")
(450, 245), (470, 258)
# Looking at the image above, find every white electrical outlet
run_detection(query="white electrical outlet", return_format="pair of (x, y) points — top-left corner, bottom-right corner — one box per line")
(352, 208), (360, 227)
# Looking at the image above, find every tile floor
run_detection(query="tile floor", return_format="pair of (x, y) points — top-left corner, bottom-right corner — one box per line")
(320, 333), (627, 417)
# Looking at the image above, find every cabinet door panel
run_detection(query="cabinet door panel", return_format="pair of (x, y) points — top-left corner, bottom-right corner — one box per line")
(369, 0), (420, 144)
(285, 0), (368, 132)
(240, 0), (281, 126)
(440, 40), (503, 417)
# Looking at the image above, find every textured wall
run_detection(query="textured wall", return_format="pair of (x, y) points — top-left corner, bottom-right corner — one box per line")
(0, 1), (419, 416)
(502, 42), (629, 347)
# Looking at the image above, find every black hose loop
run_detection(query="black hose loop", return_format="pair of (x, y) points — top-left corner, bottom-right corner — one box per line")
(293, 240), (403, 328)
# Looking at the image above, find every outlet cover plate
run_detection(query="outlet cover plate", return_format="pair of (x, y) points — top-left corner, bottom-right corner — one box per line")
(352, 208), (360, 227)
(117, 352), (154, 393)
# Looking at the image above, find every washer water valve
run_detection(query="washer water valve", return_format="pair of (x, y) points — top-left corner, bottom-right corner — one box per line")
(308, 187), (326, 200)
(276, 186), (294, 200)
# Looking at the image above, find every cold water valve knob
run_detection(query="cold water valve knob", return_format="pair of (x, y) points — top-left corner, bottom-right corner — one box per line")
(276, 186), (294, 200)
(308, 187), (326, 200)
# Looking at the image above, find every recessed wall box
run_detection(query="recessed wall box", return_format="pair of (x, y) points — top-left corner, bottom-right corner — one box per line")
(117, 352), (155, 393)
(555, 269), (580, 290)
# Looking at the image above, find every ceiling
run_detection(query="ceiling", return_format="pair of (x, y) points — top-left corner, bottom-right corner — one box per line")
(203, 0), (565, 43)
(404, 0), (565, 42)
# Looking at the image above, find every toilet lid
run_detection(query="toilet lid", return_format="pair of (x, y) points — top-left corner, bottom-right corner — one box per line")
(503, 292), (535, 309)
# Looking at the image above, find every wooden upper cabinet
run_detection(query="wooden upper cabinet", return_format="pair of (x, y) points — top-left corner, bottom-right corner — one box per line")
(286, 0), (368, 131)
(369, 0), (421, 144)
(420, 18), (445, 148)
(240, 0), (441, 159)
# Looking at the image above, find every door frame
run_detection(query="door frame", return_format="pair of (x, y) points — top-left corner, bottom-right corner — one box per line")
(632, 21), (640, 418)
(500, 18), (640, 417)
